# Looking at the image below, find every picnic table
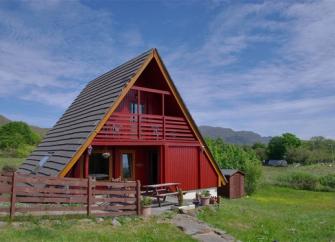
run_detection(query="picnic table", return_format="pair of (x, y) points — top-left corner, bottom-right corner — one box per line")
(142, 182), (181, 207)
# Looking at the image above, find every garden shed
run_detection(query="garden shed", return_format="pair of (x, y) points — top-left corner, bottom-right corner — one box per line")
(218, 169), (245, 199)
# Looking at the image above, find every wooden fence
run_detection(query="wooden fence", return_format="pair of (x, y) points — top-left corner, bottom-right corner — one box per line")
(0, 172), (141, 218)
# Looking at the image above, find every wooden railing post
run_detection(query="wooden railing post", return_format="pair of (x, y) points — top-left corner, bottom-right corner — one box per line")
(162, 93), (165, 140)
(163, 116), (166, 140)
(87, 176), (92, 217)
(10, 172), (17, 219)
(137, 90), (141, 140)
(136, 180), (141, 215)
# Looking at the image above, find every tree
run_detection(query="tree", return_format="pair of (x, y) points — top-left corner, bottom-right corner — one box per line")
(267, 133), (302, 161)
(252, 143), (268, 161)
(282, 133), (301, 148)
(267, 136), (286, 160)
(0, 121), (41, 157)
(205, 137), (262, 194)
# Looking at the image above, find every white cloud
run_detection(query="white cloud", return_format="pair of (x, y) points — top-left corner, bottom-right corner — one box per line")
(22, 89), (80, 109)
(165, 0), (335, 138)
(119, 29), (144, 47)
(0, 0), (146, 110)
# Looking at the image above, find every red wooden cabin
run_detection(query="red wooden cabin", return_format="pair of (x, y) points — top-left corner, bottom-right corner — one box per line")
(19, 49), (226, 195)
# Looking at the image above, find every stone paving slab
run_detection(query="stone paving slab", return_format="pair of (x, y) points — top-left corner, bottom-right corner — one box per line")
(171, 214), (236, 242)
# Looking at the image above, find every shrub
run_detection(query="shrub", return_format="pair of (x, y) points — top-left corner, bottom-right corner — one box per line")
(277, 172), (319, 191)
(244, 158), (262, 194)
(201, 190), (210, 197)
(1, 164), (17, 173)
(141, 196), (152, 207)
(319, 174), (335, 188)
(15, 144), (35, 158)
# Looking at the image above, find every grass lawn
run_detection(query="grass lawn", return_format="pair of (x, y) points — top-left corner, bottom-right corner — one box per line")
(0, 216), (195, 242)
(0, 157), (23, 170)
(198, 185), (335, 242)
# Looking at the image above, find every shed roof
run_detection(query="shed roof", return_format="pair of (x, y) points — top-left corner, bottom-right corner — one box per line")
(18, 49), (152, 176)
(221, 169), (245, 177)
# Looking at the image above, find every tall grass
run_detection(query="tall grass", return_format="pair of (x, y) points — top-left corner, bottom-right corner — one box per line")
(276, 172), (335, 191)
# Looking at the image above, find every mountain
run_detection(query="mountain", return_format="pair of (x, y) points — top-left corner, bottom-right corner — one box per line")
(0, 115), (11, 126)
(0, 115), (49, 137)
(199, 125), (271, 145)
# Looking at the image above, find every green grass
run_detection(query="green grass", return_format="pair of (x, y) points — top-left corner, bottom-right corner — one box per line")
(0, 216), (195, 242)
(0, 157), (23, 170)
(198, 185), (335, 242)
(262, 163), (335, 185)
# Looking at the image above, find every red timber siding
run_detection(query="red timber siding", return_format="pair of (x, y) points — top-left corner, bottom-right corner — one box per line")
(164, 146), (218, 191)
(165, 146), (198, 190)
(66, 156), (83, 178)
(200, 151), (218, 188)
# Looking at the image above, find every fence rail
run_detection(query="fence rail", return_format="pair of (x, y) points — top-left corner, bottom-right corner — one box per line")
(0, 172), (140, 218)
(95, 113), (196, 142)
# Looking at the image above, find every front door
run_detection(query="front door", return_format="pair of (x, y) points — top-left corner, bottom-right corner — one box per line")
(148, 150), (158, 184)
(120, 151), (135, 181)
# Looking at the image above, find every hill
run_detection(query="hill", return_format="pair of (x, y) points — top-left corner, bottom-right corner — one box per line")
(0, 115), (11, 126)
(199, 125), (271, 145)
(0, 115), (49, 137)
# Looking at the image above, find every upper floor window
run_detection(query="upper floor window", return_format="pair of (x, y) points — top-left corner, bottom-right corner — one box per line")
(130, 103), (145, 114)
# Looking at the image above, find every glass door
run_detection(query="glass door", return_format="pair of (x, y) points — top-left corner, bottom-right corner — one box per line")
(121, 151), (135, 180)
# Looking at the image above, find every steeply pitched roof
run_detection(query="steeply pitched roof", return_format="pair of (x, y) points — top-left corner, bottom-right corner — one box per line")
(18, 49), (153, 176)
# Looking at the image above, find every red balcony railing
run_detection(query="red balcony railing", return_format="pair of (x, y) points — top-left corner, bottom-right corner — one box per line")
(95, 113), (196, 142)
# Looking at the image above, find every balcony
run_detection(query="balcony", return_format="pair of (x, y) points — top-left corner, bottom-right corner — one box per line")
(94, 113), (196, 143)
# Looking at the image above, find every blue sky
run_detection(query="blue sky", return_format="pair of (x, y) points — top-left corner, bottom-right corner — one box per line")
(0, 0), (334, 139)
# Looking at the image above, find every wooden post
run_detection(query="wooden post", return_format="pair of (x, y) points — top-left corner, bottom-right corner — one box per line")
(87, 176), (92, 217)
(137, 90), (141, 140)
(162, 94), (165, 140)
(198, 147), (202, 188)
(10, 172), (17, 219)
(84, 151), (89, 178)
(136, 180), (141, 215)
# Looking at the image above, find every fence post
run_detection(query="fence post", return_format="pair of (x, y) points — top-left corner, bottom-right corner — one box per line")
(87, 177), (92, 217)
(136, 180), (141, 215)
(10, 172), (17, 219)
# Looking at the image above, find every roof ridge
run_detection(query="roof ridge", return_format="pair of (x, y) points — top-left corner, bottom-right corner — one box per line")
(87, 48), (154, 87)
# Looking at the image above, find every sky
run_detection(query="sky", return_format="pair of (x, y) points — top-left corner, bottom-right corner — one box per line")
(0, 0), (334, 139)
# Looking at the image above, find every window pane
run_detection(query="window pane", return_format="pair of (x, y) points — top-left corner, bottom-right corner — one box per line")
(122, 153), (133, 179)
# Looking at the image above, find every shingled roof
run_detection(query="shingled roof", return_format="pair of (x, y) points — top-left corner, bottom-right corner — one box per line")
(18, 49), (153, 176)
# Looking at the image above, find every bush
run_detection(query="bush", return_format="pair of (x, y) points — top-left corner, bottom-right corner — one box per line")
(319, 174), (335, 188)
(244, 158), (262, 194)
(1, 164), (17, 173)
(15, 145), (35, 158)
(141, 196), (152, 207)
(286, 147), (311, 164)
(277, 172), (319, 191)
